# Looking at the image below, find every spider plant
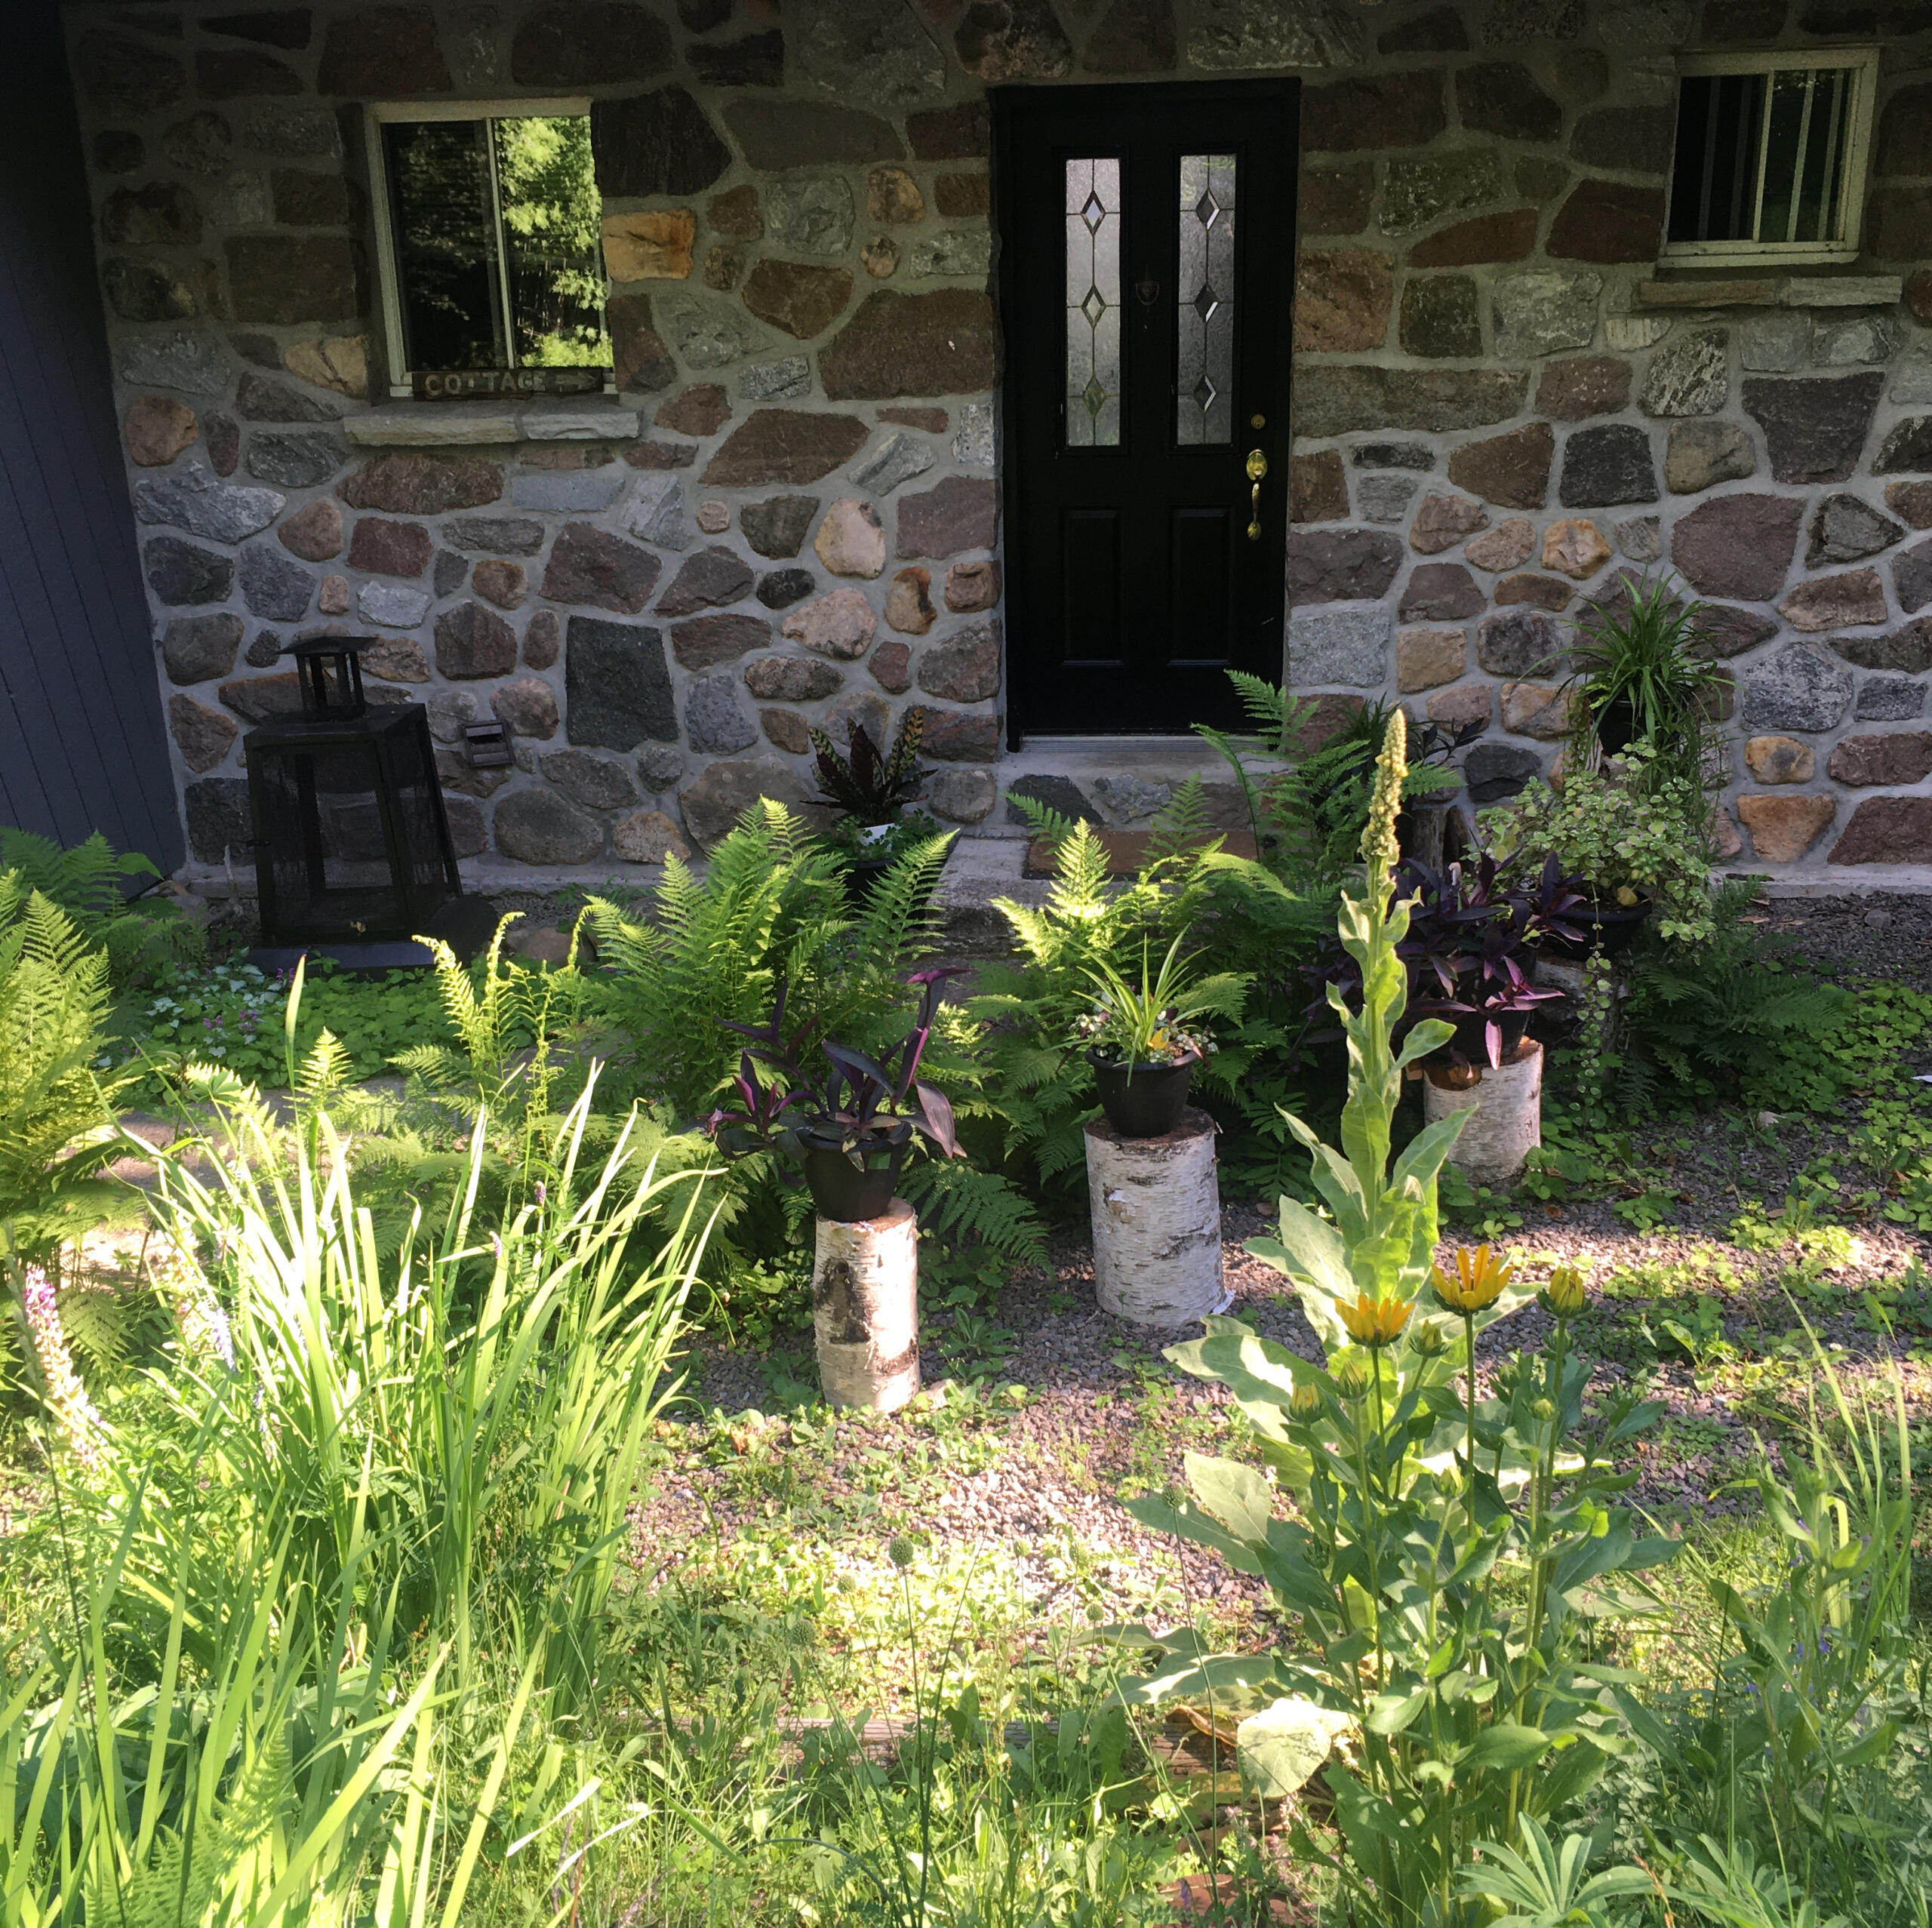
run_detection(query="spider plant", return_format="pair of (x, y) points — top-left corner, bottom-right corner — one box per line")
(1564, 570), (1727, 774)
(1075, 933), (1247, 1081)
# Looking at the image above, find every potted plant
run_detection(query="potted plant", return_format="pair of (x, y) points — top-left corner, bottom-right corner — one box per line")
(1077, 933), (1241, 1138)
(808, 713), (940, 907)
(1562, 571), (1727, 767)
(1484, 739), (1716, 951)
(704, 970), (964, 1222)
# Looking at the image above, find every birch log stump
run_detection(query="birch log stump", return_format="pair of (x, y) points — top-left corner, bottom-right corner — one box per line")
(812, 1198), (920, 1412)
(1085, 1109), (1228, 1327)
(1423, 1041), (1543, 1187)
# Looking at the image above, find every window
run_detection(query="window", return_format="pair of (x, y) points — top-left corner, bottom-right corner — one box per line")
(364, 100), (611, 397)
(1663, 49), (1878, 265)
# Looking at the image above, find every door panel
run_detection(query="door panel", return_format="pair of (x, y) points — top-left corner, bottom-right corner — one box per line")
(995, 81), (1298, 739)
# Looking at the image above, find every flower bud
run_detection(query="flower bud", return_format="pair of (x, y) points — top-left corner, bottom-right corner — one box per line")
(1540, 1265), (1587, 1318)
(1289, 1382), (1323, 1419)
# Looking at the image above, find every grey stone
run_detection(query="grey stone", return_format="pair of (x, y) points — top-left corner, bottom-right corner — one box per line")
(685, 672), (759, 754)
(146, 537), (234, 606)
(741, 495), (820, 559)
(238, 106), (342, 157)
(1287, 607), (1389, 687)
(446, 515), (546, 556)
(589, 88), (731, 198)
(758, 567), (817, 609)
(798, 0), (947, 104)
(566, 617), (677, 746)
(849, 432), (937, 496)
(1359, 474), (1420, 523)
(657, 292), (765, 371)
(1642, 330), (1729, 417)
(184, 778), (254, 864)
(1744, 371), (1885, 485)
(1596, 0), (1694, 41)
(1004, 774), (1100, 826)
(1090, 774), (1171, 821)
(1353, 441), (1435, 469)
(245, 433), (342, 488)
(1835, 620), (1932, 675)
(1477, 605), (1565, 677)
(1617, 515), (1662, 561)
(1558, 424), (1658, 507)
(679, 756), (817, 850)
(1857, 677), (1927, 721)
(765, 177), (856, 257)
(1380, 149), (1508, 238)
(494, 789), (602, 866)
(1807, 494), (1906, 567)
(115, 329), (226, 395)
(620, 475), (691, 551)
(1293, 366), (1530, 438)
(1873, 417), (1932, 476)
(509, 469), (625, 512)
(208, 169), (272, 227)
(433, 549), (467, 598)
(1481, 0), (1583, 36)
(235, 373), (341, 423)
(1664, 420), (1754, 494)
(1741, 643), (1854, 733)
(1492, 270), (1602, 359)
(1188, 0), (1367, 68)
(359, 581), (430, 628)
(637, 741), (686, 792)
(927, 767), (997, 823)
(1463, 742), (1542, 802)
(427, 689), (478, 741)
(246, 629), (284, 669)
(162, 612), (245, 684)
(1812, 317), (1895, 367)
(134, 466), (283, 543)
(740, 355), (813, 401)
(909, 231), (993, 278)
(238, 543), (313, 621)
(952, 401), (995, 467)
(1740, 312), (1810, 374)
(447, 5), (501, 88)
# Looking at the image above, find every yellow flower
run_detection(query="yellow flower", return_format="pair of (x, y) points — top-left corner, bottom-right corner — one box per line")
(1431, 1243), (1514, 1314)
(1540, 1265), (1587, 1318)
(1339, 1293), (1412, 1348)
(1289, 1382), (1322, 1419)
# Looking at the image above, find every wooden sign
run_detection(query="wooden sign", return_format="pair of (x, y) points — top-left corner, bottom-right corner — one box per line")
(411, 367), (605, 400)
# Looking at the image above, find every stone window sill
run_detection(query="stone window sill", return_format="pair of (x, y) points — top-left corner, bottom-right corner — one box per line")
(1631, 273), (1903, 312)
(345, 397), (641, 448)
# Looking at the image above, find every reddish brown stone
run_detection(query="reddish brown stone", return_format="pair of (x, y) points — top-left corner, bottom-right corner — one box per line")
(1291, 449), (1349, 524)
(885, 567), (936, 634)
(1302, 72), (1447, 152)
(1548, 181), (1667, 263)
(1293, 248), (1394, 354)
(340, 454), (501, 514)
(491, 678), (559, 740)
(1400, 563), (1484, 621)
(1671, 494), (1803, 600)
(879, 407), (949, 434)
(125, 395), (198, 466)
(1286, 529), (1404, 605)
(1535, 356), (1632, 420)
(621, 440), (697, 470)
(196, 48), (301, 96)
(1887, 480), (1932, 529)
(913, 706), (1000, 761)
(346, 516), (430, 577)
(1779, 567), (1887, 632)
(742, 259), (854, 340)
(1446, 423), (1553, 511)
(870, 638), (912, 691)
(1875, 81), (1932, 177)
(668, 614), (768, 672)
(945, 559), (1001, 612)
(217, 672), (304, 722)
(473, 559), (526, 610)
(916, 620), (1000, 702)
(745, 655), (843, 701)
(225, 236), (361, 324)
(1298, 163), (1376, 237)
(541, 524), (662, 614)
(722, 100), (903, 170)
(708, 185), (762, 241)
(1571, 106), (1676, 174)
(820, 289), (997, 400)
(1908, 270), (1932, 327)
(1409, 209), (1538, 268)
(657, 545), (755, 615)
(1379, 5), (1469, 49)
(703, 411), (870, 487)
(523, 609), (561, 669)
(510, 2), (672, 86)
(1457, 63), (1561, 142)
(168, 693), (238, 773)
(761, 708), (811, 754)
(655, 384), (731, 438)
(1497, 573), (1574, 610)
(205, 414), (239, 476)
(897, 476), (998, 558)
(272, 171), (355, 227)
(315, 5), (450, 93)
(953, 0), (1074, 79)
(278, 498), (342, 561)
(1081, 0), (1175, 71)
(608, 294), (678, 393)
(435, 602), (517, 678)
(101, 182), (202, 248)
(935, 172), (991, 217)
(1410, 493), (1487, 555)
(1826, 730), (1932, 786)
(907, 103), (990, 160)
(1689, 604), (1779, 658)
(1830, 796), (1932, 865)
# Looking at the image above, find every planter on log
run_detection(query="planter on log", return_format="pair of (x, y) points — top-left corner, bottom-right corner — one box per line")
(1423, 1038), (1543, 1187)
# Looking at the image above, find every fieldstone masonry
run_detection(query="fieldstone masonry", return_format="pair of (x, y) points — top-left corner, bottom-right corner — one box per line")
(63, 0), (1932, 875)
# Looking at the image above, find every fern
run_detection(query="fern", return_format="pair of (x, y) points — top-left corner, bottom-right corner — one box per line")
(901, 1161), (1048, 1307)
(54, 1278), (138, 1376)
(0, 826), (201, 985)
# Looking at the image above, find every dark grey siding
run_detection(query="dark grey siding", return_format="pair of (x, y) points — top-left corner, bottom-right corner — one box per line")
(0, 1), (182, 866)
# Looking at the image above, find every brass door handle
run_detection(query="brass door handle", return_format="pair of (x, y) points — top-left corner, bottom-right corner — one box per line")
(1244, 448), (1268, 541)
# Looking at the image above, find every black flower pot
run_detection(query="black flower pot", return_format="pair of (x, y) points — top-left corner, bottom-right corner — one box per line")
(841, 853), (895, 911)
(1449, 1007), (1535, 1066)
(801, 1136), (908, 1222)
(1595, 697), (1638, 757)
(1089, 1048), (1198, 1138)
(1546, 895), (1653, 959)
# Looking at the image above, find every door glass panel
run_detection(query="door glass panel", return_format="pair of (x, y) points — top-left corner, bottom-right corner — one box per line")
(1176, 152), (1236, 446)
(1064, 158), (1121, 448)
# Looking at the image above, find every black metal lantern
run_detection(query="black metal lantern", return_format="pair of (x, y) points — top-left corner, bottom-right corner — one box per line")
(245, 637), (463, 952)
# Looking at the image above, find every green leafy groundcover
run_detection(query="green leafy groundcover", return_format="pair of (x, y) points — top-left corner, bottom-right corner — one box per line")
(111, 954), (456, 1099)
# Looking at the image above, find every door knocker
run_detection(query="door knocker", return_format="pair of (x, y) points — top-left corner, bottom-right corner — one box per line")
(1134, 276), (1160, 307)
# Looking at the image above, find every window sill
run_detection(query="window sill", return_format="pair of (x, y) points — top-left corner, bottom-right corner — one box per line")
(1632, 272), (1902, 312)
(345, 396), (641, 449)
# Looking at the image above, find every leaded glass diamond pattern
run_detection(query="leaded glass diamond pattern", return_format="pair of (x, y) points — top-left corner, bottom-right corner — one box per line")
(1176, 153), (1237, 446)
(1064, 158), (1121, 447)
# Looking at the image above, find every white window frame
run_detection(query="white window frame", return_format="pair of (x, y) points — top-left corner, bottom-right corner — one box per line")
(362, 97), (607, 398)
(1660, 47), (1880, 266)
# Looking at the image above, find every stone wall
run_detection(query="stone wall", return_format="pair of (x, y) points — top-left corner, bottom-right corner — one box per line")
(60, 0), (1932, 878)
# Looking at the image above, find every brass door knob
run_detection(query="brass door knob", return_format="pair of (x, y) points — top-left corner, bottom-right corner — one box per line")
(1244, 448), (1267, 540)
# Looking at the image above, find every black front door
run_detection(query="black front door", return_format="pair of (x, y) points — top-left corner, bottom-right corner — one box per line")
(994, 81), (1299, 740)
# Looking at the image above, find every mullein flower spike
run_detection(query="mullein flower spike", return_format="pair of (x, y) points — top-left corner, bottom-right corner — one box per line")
(1432, 1242), (1514, 1313)
(20, 1265), (106, 1469)
(1359, 706), (1407, 878)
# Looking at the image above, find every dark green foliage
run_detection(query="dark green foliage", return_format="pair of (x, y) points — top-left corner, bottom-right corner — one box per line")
(810, 711), (928, 828)
(900, 1160), (1048, 1309)
(0, 827), (202, 986)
